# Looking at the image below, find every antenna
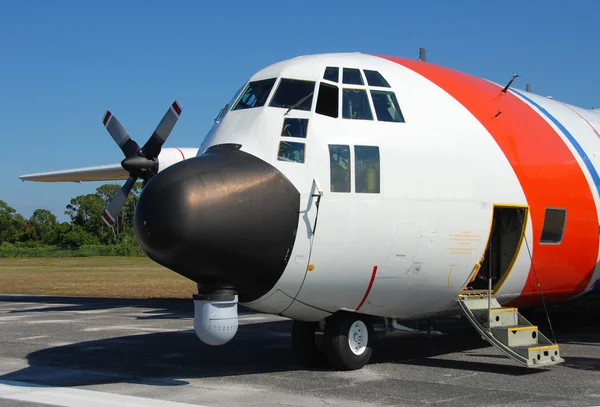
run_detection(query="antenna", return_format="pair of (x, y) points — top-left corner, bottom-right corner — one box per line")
(419, 48), (427, 62)
(526, 83), (532, 92)
(501, 74), (519, 93)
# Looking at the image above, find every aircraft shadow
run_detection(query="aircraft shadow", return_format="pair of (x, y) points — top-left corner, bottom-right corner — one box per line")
(1, 295), (598, 387)
(2, 320), (544, 388)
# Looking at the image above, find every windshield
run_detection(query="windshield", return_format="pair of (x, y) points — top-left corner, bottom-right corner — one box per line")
(233, 78), (276, 110)
(269, 79), (315, 111)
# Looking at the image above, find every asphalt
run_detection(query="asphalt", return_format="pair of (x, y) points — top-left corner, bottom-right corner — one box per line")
(0, 294), (599, 407)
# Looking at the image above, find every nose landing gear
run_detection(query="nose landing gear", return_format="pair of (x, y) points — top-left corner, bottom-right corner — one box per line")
(292, 312), (374, 370)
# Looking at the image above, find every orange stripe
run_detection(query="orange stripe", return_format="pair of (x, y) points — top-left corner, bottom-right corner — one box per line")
(379, 56), (598, 305)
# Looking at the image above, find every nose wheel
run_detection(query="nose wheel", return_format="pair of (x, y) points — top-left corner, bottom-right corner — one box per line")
(323, 312), (374, 370)
(292, 312), (374, 370)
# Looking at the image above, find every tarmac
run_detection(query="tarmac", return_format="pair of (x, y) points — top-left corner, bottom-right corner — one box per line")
(0, 294), (599, 407)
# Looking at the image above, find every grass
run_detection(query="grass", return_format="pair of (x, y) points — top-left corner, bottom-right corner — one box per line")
(0, 257), (197, 299)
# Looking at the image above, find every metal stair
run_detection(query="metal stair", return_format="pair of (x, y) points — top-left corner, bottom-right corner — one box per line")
(457, 295), (563, 367)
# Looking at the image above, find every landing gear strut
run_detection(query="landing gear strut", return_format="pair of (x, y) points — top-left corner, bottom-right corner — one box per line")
(291, 312), (374, 370)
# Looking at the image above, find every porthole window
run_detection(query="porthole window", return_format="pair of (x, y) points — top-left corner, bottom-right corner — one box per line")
(540, 208), (567, 244)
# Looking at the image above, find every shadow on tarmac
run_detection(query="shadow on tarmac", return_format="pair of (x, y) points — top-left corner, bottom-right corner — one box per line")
(1, 294), (599, 387)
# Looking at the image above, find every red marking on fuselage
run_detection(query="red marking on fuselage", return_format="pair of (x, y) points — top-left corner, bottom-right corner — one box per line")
(355, 266), (377, 312)
(176, 148), (185, 161)
(378, 55), (599, 305)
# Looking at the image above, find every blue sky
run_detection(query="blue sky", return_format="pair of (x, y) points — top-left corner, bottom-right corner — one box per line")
(1, 0), (599, 222)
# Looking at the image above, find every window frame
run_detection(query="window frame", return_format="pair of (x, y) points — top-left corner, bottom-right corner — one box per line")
(540, 207), (567, 245)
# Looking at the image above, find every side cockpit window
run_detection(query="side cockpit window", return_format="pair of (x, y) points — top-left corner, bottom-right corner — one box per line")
(270, 79), (315, 111)
(370, 90), (405, 122)
(233, 78), (276, 110)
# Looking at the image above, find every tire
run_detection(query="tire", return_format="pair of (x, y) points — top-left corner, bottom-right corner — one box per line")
(291, 320), (327, 367)
(323, 312), (374, 370)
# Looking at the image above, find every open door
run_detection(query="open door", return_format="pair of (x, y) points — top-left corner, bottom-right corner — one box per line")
(464, 205), (528, 294)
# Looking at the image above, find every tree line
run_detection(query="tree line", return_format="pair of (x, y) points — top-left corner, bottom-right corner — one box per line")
(1, 183), (143, 255)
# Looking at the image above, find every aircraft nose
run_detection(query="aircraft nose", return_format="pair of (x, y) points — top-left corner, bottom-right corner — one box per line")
(134, 145), (301, 302)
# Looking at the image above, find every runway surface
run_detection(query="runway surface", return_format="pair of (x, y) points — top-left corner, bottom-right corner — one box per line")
(0, 294), (599, 407)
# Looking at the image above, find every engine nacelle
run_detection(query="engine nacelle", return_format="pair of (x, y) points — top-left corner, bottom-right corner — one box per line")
(157, 148), (199, 173)
(193, 294), (239, 346)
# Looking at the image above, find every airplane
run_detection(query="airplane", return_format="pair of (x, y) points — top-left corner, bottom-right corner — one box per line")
(20, 52), (600, 370)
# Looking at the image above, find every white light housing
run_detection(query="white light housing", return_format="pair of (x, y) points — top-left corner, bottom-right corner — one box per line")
(193, 295), (239, 346)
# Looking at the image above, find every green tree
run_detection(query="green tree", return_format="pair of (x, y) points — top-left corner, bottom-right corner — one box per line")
(0, 200), (27, 244)
(65, 182), (143, 244)
(26, 209), (59, 245)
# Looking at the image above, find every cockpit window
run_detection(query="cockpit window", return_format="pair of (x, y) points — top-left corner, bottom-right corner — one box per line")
(323, 67), (339, 82)
(370, 90), (405, 122)
(269, 79), (315, 111)
(343, 68), (364, 85)
(343, 89), (373, 120)
(281, 118), (308, 138)
(316, 83), (339, 118)
(232, 78), (276, 110)
(277, 141), (305, 163)
(364, 70), (390, 87)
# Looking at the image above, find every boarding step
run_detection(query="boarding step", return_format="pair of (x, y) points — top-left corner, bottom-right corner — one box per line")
(457, 296), (563, 367)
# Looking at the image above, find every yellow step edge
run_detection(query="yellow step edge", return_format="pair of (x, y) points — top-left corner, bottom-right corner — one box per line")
(490, 307), (518, 313)
(509, 326), (538, 332)
(528, 344), (559, 351)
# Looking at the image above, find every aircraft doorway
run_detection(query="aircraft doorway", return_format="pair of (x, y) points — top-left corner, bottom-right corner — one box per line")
(465, 205), (528, 294)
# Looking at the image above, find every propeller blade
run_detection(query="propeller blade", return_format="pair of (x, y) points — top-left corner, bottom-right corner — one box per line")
(102, 111), (141, 158)
(141, 100), (182, 159)
(101, 176), (137, 227)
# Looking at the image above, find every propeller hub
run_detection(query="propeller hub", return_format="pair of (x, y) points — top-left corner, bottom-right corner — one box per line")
(121, 156), (158, 178)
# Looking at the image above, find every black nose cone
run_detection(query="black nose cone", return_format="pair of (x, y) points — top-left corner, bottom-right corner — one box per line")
(134, 145), (301, 302)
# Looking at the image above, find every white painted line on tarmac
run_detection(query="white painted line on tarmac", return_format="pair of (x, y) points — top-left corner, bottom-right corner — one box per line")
(18, 336), (49, 341)
(0, 379), (210, 407)
(83, 325), (182, 333)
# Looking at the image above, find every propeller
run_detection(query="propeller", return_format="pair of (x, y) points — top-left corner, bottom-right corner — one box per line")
(100, 100), (182, 227)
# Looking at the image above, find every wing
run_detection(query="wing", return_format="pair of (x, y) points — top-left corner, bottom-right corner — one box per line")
(19, 163), (128, 183)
